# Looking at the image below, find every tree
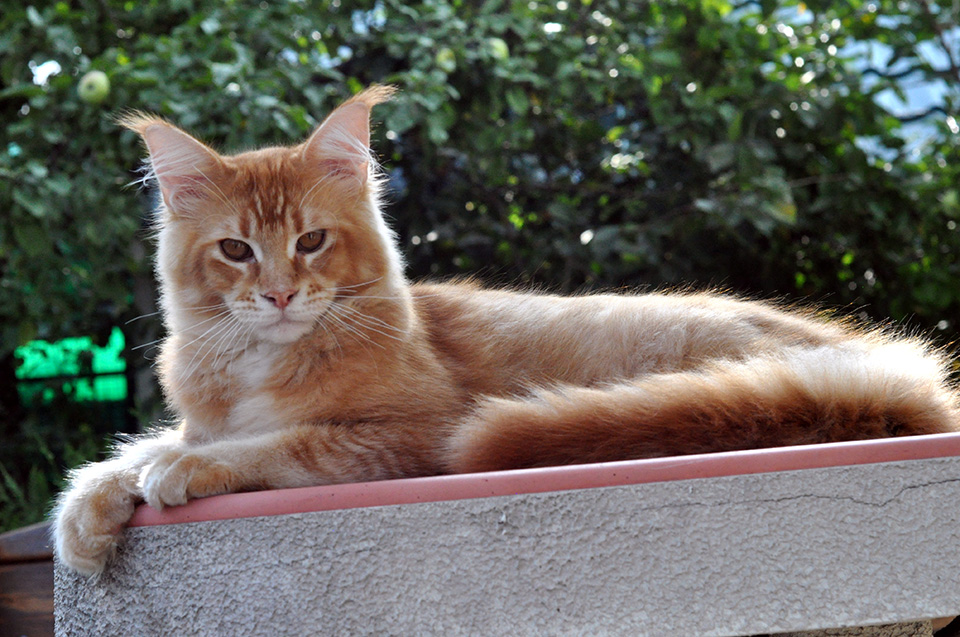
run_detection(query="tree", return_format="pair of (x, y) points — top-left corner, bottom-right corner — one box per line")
(1, 0), (958, 530)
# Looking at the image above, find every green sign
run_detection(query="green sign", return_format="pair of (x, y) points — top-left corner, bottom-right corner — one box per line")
(15, 327), (127, 404)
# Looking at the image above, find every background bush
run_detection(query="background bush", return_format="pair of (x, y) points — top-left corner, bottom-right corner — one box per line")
(2, 0), (959, 531)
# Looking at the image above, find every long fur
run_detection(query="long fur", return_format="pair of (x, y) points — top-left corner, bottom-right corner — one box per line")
(52, 86), (960, 575)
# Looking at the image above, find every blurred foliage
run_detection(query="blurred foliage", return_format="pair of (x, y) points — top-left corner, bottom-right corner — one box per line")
(2, 0), (960, 531)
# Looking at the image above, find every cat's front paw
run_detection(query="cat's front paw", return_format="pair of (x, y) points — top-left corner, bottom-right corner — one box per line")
(141, 449), (241, 509)
(53, 466), (139, 576)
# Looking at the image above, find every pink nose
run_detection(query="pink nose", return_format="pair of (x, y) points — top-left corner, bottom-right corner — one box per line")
(261, 289), (298, 309)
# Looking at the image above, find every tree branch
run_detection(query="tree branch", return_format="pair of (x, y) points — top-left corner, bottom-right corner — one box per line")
(917, 0), (960, 83)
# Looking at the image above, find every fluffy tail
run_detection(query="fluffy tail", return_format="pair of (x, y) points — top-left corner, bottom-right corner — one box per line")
(446, 341), (960, 473)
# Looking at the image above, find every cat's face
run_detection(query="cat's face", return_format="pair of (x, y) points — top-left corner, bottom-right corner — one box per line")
(125, 86), (400, 346)
(196, 174), (334, 344)
(163, 151), (384, 344)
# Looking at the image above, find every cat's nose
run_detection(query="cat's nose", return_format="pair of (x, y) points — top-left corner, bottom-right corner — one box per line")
(261, 289), (298, 309)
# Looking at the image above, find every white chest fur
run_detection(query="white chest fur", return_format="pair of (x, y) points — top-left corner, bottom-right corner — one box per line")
(232, 342), (281, 389)
(226, 343), (284, 436)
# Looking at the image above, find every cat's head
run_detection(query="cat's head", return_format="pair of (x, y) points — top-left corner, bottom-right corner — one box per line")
(123, 86), (404, 346)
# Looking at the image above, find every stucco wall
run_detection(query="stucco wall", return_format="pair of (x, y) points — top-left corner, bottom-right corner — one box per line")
(55, 455), (960, 636)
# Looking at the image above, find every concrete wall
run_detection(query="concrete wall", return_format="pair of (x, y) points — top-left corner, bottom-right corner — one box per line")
(784, 624), (933, 637)
(55, 453), (960, 636)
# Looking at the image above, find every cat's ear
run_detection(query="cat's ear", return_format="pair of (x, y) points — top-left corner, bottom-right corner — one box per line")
(119, 112), (223, 215)
(302, 85), (396, 187)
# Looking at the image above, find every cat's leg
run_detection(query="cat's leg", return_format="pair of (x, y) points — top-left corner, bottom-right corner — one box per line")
(446, 343), (960, 472)
(52, 428), (184, 575)
(140, 423), (443, 509)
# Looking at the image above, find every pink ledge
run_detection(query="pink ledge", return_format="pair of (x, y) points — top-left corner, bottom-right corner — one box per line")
(129, 431), (960, 528)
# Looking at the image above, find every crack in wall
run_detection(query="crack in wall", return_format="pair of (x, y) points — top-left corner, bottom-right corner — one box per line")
(601, 475), (960, 516)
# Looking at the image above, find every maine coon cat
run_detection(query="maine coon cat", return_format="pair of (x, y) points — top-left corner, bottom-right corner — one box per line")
(54, 85), (960, 575)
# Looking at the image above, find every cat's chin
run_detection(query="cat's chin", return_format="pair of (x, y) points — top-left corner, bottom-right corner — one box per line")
(258, 318), (314, 344)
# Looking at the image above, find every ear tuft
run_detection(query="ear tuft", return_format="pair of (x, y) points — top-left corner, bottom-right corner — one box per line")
(341, 84), (398, 110)
(119, 113), (223, 215)
(302, 85), (396, 187)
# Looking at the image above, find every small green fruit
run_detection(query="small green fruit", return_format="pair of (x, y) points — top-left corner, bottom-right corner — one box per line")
(486, 37), (509, 60)
(78, 70), (110, 104)
(435, 47), (456, 73)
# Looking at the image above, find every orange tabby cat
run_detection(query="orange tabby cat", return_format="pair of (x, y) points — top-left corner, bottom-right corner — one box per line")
(53, 86), (960, 575)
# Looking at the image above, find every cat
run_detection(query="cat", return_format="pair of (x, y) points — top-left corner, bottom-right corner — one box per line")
(53, 85), (960, 575)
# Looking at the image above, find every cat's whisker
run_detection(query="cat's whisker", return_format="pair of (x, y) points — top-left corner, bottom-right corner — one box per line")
(229, 320), (253, 353)
(174, 321), (233, 365)
(335, 294), (414, 301)
(336, 281), (377, 291)
(210, 317), (245, 365)
(328, 301), (400, 332)
(180, 308), (233, 331)
(126, 303), (227, 325)
(177, 314), (237, 375)
(240, 321), (256, 352)
(182, 302), (229, 311)
(329, 303), (405, 340)
(339, 305), (406, 333)
(182, 316), (242, 380)
(322, 311), (367, 342)
(195, 183), (240, 218)
(169, 301), (228, 311)
(180, 317), (235, 366)
(341, 313), (405, 338)
(177, 317), (233, 355)
(193, 166), (244, 217)
(176, 309), (234, 345)
(211, 321), (248, 370)
(297, 173), (336, 211)
(131, 338), (163, 351)
(336, 276), (386, 291)
(125, 311), (163, 324)
(323, 310), (386, 350)
(312, 314), (344, 361)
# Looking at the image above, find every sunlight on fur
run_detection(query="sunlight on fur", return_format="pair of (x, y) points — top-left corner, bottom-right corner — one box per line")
(53, 85), (960, 575)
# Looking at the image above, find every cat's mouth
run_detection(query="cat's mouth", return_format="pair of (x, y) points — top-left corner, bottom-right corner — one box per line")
(273, 313), (301, 324)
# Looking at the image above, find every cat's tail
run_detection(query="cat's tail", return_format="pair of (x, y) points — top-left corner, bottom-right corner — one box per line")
(445, 340), (960, 473)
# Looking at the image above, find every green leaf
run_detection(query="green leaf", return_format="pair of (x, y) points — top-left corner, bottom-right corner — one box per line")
(210, 62), (236, 85)
(385, 100), (419, 135)
(46, 175), (71, 196)
(649, 49), (682, 68)
(200, 16), (220, 35)
(13, 222), (47, 257)
(701, 142), (737, 173)
(0, 463), (25, 504)
(505, 88), (529, 115)
(754, 172), (797, 224)
(13, 189), (48, 218)
(255, 95), (280, 109)
(426, 114), (449, 144)
(26, 6), (43, 27)
(0, 83), (45, 100)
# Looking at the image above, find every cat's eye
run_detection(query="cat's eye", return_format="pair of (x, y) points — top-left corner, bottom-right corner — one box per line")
(219, 239), (254, 262)
(296, 231), (327, 254)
